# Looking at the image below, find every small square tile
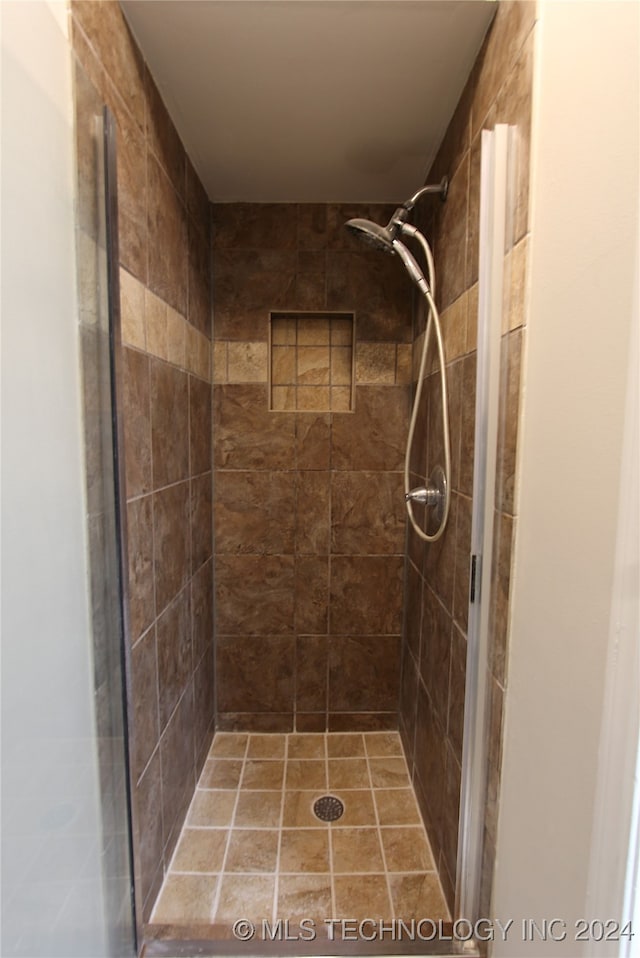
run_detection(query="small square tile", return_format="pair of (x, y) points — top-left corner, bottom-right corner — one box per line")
(283, 791), (325, 828)
(330, 347), (352, 385)
(297, 386), (329, 411)
(152, 873), (218, 923)
(326, 733), (365, 758)
(333, 875), (391, 920)
(247, 734), (287, 759)
(271, 385), (296, 410)
(286, 760), (327, 790)
(374, 788), (421, 826)
(277, 874), (332, 922)
(172, 828), (228, 873)
(368, 757), (410, 788)
(225, 829), (279, 873)
(388, 873), (449, 921)
(332, 789), (376, 827)
(331, 387), (352, 412)
(297, 347), (330, 385)
(200, 759), (243, 789)
(271, 346), (296, 384)
(188, 790), (237, 828)
(380, 827), (435, 872)
(279, 829), (330, 873)
(328, 758), (370, 790)
(228, 342), (268, 383)
(272, 317), (297, 345)
(209, 733), (248, 758)
(331, 828), (384, 873)
(298, 317), (330, 345)
(363, 732), (403, 757)
(287, 734), (326, 759)
(235, 790), (283, 828)
(215, 874), (275, 923)
(241, 759), (285, 790)
(331, 318), (353, 345)
(355, 342), (396, 385)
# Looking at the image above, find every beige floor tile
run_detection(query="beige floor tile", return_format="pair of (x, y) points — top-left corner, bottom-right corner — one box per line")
(247, 734), (286, 759)
(374, 788), (421, 826)
(200, 759), (243, 789)
(279, 829), (330, 873)
(333, 874), (392, 920)
(215, 874), (275, 923)
(286, 759), (327, 790)
(380, 827), (435, 872)
(331, 827), (384, 873)
(152, 873), (218, 923)
(328, 758), (370, 789)
(241, 759), (285, 790)
(225, 829), (279, 873)
(188, 789), (236, 827)
(368, 757), (411, 788)
(234, 790), (283, 828)
(283, 790), (326, 828)
(326, 733), (365, 758)
(277, 874), (333, 922)
(363, 732), (403, 757)
(287, 734), (326, 759)
(388, 873), (449, 920)
(172, 828), (228, 873)
(332, 789), (377, 827)
(209, 733), (248, 759)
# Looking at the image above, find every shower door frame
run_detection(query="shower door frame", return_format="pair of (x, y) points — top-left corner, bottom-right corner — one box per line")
(455, 123), (514, 924)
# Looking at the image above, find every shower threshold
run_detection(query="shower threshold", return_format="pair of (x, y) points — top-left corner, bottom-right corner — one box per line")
(142, 731), (473, 958)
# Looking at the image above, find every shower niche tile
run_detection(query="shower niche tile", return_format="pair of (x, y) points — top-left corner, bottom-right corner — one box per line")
(269, 312), (354, 412)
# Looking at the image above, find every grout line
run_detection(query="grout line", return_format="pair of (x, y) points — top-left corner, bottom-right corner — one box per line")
(272, 733), (289, 922)
(208, 733), (249, 922)
(363, 735), (396, 920)
(326, 732), (337, 920)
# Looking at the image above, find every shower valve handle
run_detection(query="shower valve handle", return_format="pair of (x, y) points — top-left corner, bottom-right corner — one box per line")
(405, 484), (441, 507)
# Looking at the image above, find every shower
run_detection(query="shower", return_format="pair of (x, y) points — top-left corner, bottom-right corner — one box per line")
(345, 178), (451, 542)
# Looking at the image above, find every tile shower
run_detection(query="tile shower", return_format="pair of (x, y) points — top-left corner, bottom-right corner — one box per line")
(70, 0), (534, 951)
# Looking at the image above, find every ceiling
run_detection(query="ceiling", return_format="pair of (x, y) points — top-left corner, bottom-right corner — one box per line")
(120, 1), (496, 204)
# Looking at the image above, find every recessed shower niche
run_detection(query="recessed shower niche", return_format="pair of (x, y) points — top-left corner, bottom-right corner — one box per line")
(269, 312), (355, 413)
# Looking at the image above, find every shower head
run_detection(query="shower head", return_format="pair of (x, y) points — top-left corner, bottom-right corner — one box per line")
(344, 217), (396, 254)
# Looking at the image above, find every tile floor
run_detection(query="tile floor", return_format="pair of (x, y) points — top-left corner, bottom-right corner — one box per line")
(151, 731), (449, 930)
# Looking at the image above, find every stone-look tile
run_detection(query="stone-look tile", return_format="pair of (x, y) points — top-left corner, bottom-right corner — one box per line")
(271, 345), (297, 384)
(489, 511), (514, 686)
(504, 235), (529, 332)
(193, 647), (215, 767)
(389, 873), (449, 920)
(295, 556), (329, 634)
(330, 557), (404, 634)
(496, 329), (522, 515)
(191, 473), (212, 573)
(297, 204), (328, 250)
(123, 347), (151, 498)
(327, 251), (411, 343)
(218, 712), (294, 733)
(215, 557), (295, 634)
(381, 828), (435, 873)
(209, 733), (249, 759)
(326, 733), (365, 758)
(135, 748), (164, 913)
(271, 385), (296, 411)
(413, 682), (446, 838)
(166, 307), (186, 368)
(329, 636), (400, 713)
(423, 494), (458, 613)
(146, 290), (168, 361)
(152, 873), (218, 923)
(333, 875), (392, 920)
(120, 268), (146, 349)
(333, 790), (377, 828)
(127, 495), (154, 642)
(442, 294), (468, 364)
(296, 714), (326, 732)
(189, 376), (212, 477)
(287, 734), (326, 759)
(435, 153), (470, 311)
(150, 359), (189, 488)
(485, 675), (505, 847)
(225, 829), (279, 873)
(458, 352), (477, 497)
(453, 493), (472, 632)
(297, 386), (329, 411)
(331, 828), (384, 873)
(296, 636), (328, 712)
(191, 559), (213, 664)
(297, 346), (330, 385)
(186, 325), (211, 383)
(286, 760), (327, 791)
(172, 828), (227, 874)
(441, 746), (462, 884)
(156, 589), (191, 730)
(153, 482), (190, 614)
(216, 636), (295, 714)
(331, 471), (405, 555)
(279, 829), (330, 874)
(297, 316), (330, 346)
(200, 759), (243, 790)
(420, 586), (453, 726)
(399, 645), (419, 763)
(215, 875), (275, 923)
(241, 760), (286, 791)
(130, 627), (159, 781)
(296, 472), (330, 554)
(213, 342), (227, 384)
(296, 413), (330, 470)
(282, 791), (323, 828)
(368, 757), (410, 789)
(329, 712), (397, 732)
(328, 758), (370, 790)
(212, 249), (296, 341)
(447, 625), (467, 764)
(160, 686), (195, 858)
(145, 71), (186, 195)
(188, 220), (212, 338)
(188, 790), (236, 828)
(214, 471), (296, 555)
(332, 386), (409, 471)
(355, 343), (396, 384)
(246, 734), (287, 760)
(227, 342), (268, 383)
(396, 344), (413, 384)
(277, 875), (332, 921)
(235, 791), (283, 828)
(374, 788), (421, 827)
(147, 155), (187, 315)
(404, 559), (423, 665)
(467, 283), (479, 354)
(212, 203), (298, 251)
(214, 384), (296, 470)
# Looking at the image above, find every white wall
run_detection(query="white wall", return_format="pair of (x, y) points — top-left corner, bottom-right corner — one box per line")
(492, 3), (639, 955)
(1, 3), (109, 954)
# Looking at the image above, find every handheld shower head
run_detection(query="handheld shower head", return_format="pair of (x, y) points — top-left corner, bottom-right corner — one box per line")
(344, 217), (395, 254)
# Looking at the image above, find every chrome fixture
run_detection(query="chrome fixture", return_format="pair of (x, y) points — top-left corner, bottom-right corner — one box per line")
(345, 180), (451, 541)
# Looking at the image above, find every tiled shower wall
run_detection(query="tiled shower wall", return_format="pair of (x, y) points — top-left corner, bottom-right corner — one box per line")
(71, 1), (214, 922)
(212, 203), (413, 732)
(399, 1), (535, 913)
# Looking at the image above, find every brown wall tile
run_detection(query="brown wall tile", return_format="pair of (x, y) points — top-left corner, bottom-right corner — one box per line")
(153, 481), (190, 615)
(329, 636), (400, 712)
(156, 588), (191, 729)
(214, 384), (296, 470)
(330, 556), (404, 635)
(215, 555), (295, 635)
(123, 347), (151, 498)
(190, 473), (213, 573)
(147, 155), (188, 315)
(217, 635), (295, 713)
(127, 495), (155, 643)
(214, 471), (296, 555)
(150, 360), (189, 488)
(331, 471), (405, 555)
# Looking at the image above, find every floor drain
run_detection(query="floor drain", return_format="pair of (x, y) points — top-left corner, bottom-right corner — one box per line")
(313, 795), (344, 822)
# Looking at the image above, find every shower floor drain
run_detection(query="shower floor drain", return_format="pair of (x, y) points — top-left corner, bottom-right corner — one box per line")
(313, 795), (344, 822)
